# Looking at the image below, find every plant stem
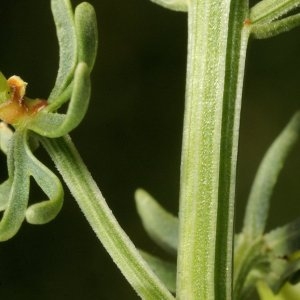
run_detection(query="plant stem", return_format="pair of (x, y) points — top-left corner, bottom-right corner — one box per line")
(176, 1), (249, 299)
(40, 135), (174, 300)
(250, 0), (300, 24)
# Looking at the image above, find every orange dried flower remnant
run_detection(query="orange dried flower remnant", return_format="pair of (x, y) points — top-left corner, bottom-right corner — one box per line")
(0, 74), (47, 126)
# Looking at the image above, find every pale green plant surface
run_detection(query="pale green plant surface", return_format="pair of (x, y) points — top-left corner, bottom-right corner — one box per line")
(0, 1), (173, 299)
(1, 0), (300, 299)
(257, 281), (300, 300)
(148, 0), (188, 11)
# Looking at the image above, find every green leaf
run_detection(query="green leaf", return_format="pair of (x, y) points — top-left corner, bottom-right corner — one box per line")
(140, 250), (176, 293)
(49, 0), (77, 101)
(250, 0), (300, 24)
(24, 133), (64, 225)
(148, 0), (188, 12)
(235, 219), (300, 297)
(0, 131), (30, 241)
(268, 259), (300, 292)
(0, 72), (10, 104)
(75, 2), (98, 72)
(0, 122), (13, 154)
(0, 180), (11, 211)
(0, 130), (64, 240)
(251, 13), (300, 39)
(257, 280), (300, 300)
(28, 62), (91, 137)
(135, 189), (178, 255)
(233, 236), (268, 300)
(46, 82), (73, 112)
(265, 218), (300, 258)
(243, 112), (300, 238)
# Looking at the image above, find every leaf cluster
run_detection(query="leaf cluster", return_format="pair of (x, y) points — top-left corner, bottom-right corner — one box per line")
(0, 0), (97, 241)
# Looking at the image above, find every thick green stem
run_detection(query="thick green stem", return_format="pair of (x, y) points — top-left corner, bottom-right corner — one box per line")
(176, 1), (249, 299)
(40, 135), (174, 300)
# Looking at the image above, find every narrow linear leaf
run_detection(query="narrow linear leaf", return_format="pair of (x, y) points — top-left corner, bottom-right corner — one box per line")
(46, 82), (73, 112)
(233, 238), (268, 300)
(261, 258), (291, 292)
(149, 0), (188, 12)
(75, 2), (98, 72)
(0, 72), (10, 103)
(24, 133), (63, 225)
(28, 62), (91, 138)
(28, 113), (65, 136)
(0, 131), (30, 241)
(252, 13), (300, 39)
(265, 218), (300, 257)
(243, 112), (300, 238)
(6, 128), (15, 179)
(135, 189), (178, 255)
(289, 264), (300, 284)
(257, 280), (300, 300)
(236, 211), (300, 297)
(49, 0), (77, 101)
(265, 258), (300, 293)
(140, 250), (176, 293)
(0, 122), (13, 154)
(250, 0), (300, 24)
(0, 180), (11, 211)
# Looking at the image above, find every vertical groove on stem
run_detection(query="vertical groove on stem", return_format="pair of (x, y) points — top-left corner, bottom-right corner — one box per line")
(176, 0), (249, 299)
(215, 1), (249, 298)
(177, 0), (232, 298)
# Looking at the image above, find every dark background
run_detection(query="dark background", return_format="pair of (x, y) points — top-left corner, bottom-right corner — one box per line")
(0, 0), (300, 299)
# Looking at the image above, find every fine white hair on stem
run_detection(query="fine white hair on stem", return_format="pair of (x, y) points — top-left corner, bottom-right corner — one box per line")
(149, 0), (188, 12)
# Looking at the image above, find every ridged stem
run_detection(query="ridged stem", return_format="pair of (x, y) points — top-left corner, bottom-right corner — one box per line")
(176, 0), (249, 298)
(40, 135), (174, 300)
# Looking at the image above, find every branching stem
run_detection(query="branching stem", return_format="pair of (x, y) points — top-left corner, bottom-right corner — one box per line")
(40, 135), (174, 300)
